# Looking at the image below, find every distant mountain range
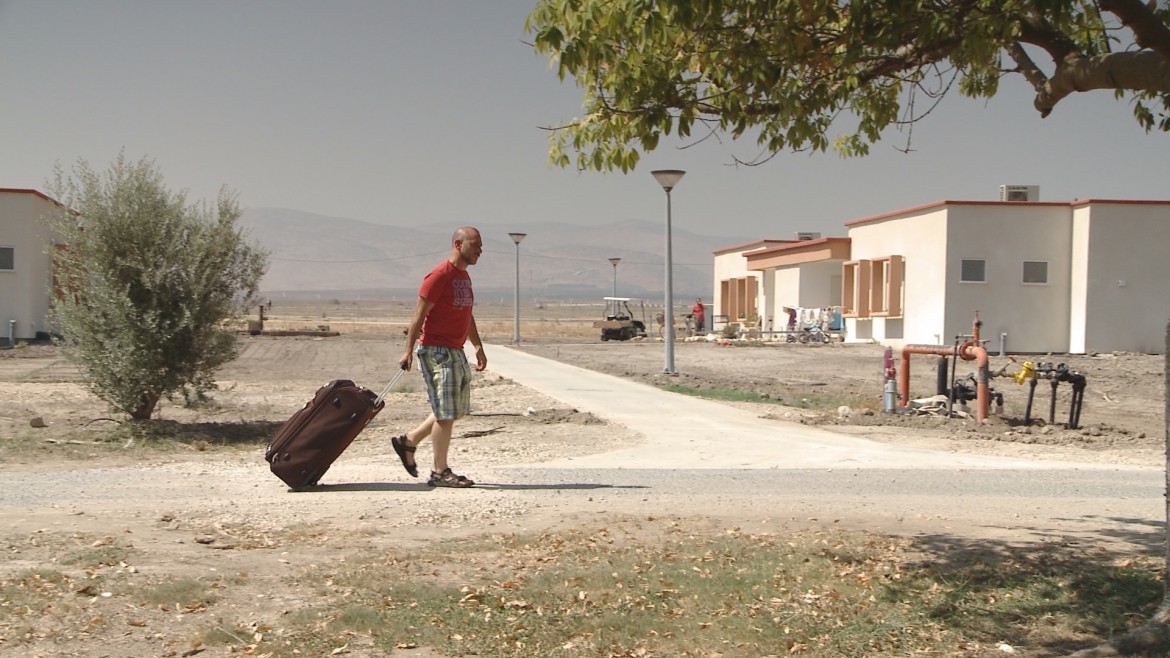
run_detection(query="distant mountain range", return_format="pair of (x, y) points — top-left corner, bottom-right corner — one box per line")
(239, 208), (756, 301)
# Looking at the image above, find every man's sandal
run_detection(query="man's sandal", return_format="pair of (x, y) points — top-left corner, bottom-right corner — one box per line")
(427, 468), (475, 488)
(391, 434), (418, 478)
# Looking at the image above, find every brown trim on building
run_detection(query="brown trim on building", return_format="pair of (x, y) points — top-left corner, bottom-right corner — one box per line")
(744, 237), (851, 270)
(0, 188), (64, 206)
(713, 239), (795, 256)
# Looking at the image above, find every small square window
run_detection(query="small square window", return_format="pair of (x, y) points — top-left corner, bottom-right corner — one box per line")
(0, 246), (13, 271)
(960, 259), (985, 283)
(1022, 261), (1048, 284)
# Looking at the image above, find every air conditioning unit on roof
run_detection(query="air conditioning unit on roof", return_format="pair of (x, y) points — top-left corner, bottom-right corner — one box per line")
(999, 185), (1039, 202)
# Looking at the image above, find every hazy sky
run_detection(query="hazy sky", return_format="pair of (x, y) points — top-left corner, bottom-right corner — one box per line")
(3, 0), (1168, 240)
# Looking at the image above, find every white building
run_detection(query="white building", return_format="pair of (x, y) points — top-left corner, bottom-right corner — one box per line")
(713, 197), (1170, 354)
(741, 237), (850, 335)
(711, 239), (790, 329)
(0, 188), (63, 344)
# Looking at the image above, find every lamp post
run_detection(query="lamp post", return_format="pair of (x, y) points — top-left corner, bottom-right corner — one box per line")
(509, 232), (526, 344)
(651, 169), (685, 374)
(608, 257), (621, 298)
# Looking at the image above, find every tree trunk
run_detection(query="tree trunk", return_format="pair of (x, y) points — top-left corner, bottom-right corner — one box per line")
(1064, 320), (1170, 657)
(1065, 609), (1170, 656)
(129, 391), (160, 420)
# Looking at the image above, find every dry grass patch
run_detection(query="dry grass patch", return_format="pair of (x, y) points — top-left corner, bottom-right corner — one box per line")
(174, 516), (1166, 658)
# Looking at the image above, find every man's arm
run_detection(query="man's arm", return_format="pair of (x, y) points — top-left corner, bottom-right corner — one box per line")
(467, 315), (486, 371)
(399, 296), (434, 371)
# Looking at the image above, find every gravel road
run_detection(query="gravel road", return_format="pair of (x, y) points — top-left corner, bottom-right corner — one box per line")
(2, 335), (1163, 555)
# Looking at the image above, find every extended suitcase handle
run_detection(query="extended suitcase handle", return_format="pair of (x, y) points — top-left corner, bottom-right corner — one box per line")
(374, 367), (407, 407)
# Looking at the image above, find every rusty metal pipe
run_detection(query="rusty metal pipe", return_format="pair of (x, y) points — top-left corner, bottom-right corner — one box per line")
(970, 343), (989, 420)
(899, 344), (953, 405)
(898, 341), (990, 421)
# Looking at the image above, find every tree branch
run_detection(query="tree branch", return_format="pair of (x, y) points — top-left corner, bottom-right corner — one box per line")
(1016, 13), (1081, 63)
(1036, 50), (1170, 117)
(1100, 0), (1170, 59)
(1007, 42), (1050, 91)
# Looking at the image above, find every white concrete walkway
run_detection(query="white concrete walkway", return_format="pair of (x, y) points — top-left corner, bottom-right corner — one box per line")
(482, 344), (1151, 472)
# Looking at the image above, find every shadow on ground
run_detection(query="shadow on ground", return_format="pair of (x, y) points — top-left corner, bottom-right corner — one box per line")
(900, 519), (1166, 657)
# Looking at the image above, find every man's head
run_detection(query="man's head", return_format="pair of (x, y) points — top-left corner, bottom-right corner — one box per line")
(450, 226), (483, 268)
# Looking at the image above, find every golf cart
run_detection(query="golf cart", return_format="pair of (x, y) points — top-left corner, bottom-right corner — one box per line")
(594, 297), (648, 341)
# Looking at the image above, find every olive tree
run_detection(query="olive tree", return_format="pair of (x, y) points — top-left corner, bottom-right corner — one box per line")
(47, 154), (268, 420)
(526, 0), (1170, 172)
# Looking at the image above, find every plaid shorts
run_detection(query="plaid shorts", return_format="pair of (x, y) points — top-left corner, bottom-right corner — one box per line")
(416, 345), (472, 421)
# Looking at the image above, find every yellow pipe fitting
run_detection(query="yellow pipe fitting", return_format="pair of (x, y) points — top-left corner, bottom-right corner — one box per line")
(1014, 360), (1036, 385)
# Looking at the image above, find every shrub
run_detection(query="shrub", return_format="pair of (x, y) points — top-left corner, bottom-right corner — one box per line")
(47, 153), (268, 419)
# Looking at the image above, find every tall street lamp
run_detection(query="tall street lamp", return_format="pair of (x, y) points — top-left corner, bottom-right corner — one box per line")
(608, 257), (621, 298)
(509, 232), (526, 344)
(651, 169), (685, 374)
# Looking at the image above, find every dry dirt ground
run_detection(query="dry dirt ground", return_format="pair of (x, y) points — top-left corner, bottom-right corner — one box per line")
(1, 334), (629, 658)
(0, 328), (1166, 657)
(520, 336), (1167, 467)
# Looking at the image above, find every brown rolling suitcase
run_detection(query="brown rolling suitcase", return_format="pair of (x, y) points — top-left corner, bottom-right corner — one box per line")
(265, 369), (404, 490)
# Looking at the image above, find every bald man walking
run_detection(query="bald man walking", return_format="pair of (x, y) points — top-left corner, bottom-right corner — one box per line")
(392, 226), (486, 487)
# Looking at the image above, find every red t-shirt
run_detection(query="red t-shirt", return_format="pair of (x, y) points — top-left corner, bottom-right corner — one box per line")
(418, 260), (474, 348)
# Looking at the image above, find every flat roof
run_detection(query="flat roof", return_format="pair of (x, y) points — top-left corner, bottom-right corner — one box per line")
(845, 199), (1170, 227)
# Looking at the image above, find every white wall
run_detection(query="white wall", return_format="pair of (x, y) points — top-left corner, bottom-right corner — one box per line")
(845, 208), (948, 347)
(769, 267), (800, 332)
(944, 205), (1071, 353)
(0, 191), (60, 340)
(798, 260), (842, 308)
(760, 268), (777, 331)
(752, 259), (842, 334)
(713, 246), (761, 322)
(1077, 203), (1170, 353)
(1068, 206), (1092, 353)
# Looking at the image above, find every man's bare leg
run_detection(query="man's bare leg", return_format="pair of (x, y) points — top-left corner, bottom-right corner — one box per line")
(394, 414), (437, 475)
(406, 414), (435, 449)
(404, 415), (455, 474)
(429, 418), (455, 474)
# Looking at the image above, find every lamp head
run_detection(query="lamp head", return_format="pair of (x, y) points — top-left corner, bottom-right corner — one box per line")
(651, 169), (686, 191)
(609, 257), (621, 266)
(509, 232), (527, 245)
